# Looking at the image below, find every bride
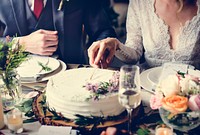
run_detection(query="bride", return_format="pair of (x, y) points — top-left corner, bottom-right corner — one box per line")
(88, 0), (200, 69)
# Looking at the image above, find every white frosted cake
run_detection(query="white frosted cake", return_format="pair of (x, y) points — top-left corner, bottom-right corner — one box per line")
(46, 68), (124, 119)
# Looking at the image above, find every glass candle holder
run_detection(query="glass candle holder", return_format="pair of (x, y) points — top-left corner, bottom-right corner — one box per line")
(155, 124), (173, 135)
(6, 109), (23, 134)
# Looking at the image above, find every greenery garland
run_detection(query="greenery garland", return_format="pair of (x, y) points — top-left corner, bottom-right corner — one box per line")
(15, 93), (126, 130)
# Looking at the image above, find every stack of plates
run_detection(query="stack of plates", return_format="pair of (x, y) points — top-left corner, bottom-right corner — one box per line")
(140, 63), (195, 93)
(16, 55), (67, 83)
(140, 67), (162, 93)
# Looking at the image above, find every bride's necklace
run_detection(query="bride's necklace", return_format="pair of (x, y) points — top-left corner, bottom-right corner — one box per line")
(176, 12), (183, 28)
(176, 0), (184, 28)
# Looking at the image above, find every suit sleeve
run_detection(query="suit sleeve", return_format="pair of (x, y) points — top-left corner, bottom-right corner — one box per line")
(83, 0), (117, 46)
(0, 21), (7, 42)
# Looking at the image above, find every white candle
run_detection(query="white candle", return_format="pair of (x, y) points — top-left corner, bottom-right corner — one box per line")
(6, 109), (23, 133)
(0, 95), (5, 129)
(155, 125), (173, 135)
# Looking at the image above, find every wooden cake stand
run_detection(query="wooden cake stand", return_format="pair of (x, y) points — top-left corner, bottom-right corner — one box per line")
(32, 93), (135, 130)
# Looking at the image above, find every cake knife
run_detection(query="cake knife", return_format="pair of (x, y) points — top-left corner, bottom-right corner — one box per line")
(89, 60), (103, 80)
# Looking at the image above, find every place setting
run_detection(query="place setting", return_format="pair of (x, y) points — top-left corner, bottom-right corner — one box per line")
(16, 54), (67, 83)
(140, 63), (195, 93)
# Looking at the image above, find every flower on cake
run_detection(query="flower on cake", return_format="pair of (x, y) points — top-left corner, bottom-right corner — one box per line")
(150, 71), (200, 113)
(84, 71), (119, 100)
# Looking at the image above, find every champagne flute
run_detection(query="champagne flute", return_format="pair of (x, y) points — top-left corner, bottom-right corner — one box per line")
(118, 65), (141, 135)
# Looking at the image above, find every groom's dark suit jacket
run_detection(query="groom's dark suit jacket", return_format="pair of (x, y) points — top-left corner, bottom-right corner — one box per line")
(0, 0), (116, 64)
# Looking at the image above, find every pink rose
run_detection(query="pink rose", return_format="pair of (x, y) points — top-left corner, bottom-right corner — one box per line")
(150, 92), (163, 110)
(188, 94), (200, 111)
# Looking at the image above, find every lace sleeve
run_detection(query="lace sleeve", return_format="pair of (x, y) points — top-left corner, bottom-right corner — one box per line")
(115, 0), (143, 64)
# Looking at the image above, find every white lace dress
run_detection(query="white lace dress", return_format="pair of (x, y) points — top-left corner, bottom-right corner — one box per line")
(115, 0), (200, 69)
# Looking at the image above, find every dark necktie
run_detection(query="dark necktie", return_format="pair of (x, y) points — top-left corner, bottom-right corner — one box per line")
(34, 0), (44, 19)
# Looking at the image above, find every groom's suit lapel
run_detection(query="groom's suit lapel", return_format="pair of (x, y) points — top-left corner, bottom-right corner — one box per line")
(52, 0), (65, 53)
(9, 0), (28, 36)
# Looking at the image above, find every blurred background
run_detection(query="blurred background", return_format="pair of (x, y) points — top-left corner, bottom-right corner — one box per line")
(101, 0), (129, 67)
(102, 0), (129, 43)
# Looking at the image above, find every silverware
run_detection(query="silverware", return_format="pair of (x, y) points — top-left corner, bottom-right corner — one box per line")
(20, 74), (45, 82)
(89, 68), (97, 81)
(21, 61), (63, 83)
(99, 60), (103, 69)
(89, 60), (103, 80)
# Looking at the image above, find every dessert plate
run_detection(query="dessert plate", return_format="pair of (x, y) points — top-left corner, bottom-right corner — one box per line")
(17, 55), (60, 77)
(140, 67), (162, 93)
(140, 63), (194, 92)
(20, 60), (67, 83)
(147, 66), (162, 86)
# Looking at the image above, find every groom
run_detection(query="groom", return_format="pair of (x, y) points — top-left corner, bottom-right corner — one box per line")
(0, 0), (116, 64)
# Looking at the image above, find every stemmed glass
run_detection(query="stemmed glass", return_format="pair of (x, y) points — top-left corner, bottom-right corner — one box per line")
(118, 65), (141, 135)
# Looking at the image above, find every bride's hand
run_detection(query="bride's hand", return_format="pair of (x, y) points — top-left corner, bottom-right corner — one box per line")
(88, 37), (120, 68)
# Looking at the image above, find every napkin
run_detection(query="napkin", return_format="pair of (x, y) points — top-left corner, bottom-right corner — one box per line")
(38, 125), (78, 135)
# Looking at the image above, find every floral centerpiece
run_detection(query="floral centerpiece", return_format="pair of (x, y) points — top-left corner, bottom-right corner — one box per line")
(150, 71), (200, 132)
(0, 39), (28, 109)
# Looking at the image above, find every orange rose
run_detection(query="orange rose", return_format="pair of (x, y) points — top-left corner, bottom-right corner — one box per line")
(162, 95), (188, 114)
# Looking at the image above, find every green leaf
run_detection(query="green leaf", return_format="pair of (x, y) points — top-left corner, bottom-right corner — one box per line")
(23, 118), (38, 123)
(38, 62), (52, 72)
(25, 111), (35, 117)
(23, 99), (33, 107)
(15, 106), (24, 112)
(136, 128), (151, 135)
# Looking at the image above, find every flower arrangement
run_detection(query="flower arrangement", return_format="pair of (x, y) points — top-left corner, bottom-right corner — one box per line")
(0, 38), (28, 108)
(150, 70), (200, 131)
(150, 71), (200, 112)
(83, 71), (119, 101)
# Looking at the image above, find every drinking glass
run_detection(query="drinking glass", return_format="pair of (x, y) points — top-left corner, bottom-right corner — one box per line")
(118, 65), (141, 135)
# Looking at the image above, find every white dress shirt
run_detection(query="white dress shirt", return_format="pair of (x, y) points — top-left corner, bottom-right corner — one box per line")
(28, 0), (47, 11)
(12, 0), (47, 43)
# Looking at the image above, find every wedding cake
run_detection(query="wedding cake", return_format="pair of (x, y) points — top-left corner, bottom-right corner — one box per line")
(46, 68), (124, 119)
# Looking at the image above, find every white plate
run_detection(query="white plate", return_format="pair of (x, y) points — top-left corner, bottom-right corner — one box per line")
(147, 66), (162, 86)
(140, 67), (162, 92)
(17, 55), (60, 77)
(21, 60), (67, 83)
